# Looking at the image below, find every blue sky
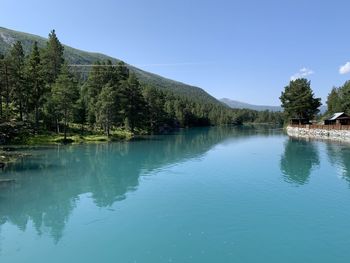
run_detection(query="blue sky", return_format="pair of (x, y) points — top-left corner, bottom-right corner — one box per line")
(1, 0), (350, 106)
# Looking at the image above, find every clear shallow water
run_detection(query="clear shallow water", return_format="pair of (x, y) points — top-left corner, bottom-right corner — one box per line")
(1, 126), (350, 262)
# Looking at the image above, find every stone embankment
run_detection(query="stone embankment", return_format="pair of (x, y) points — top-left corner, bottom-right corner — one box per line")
(286, 125), (350, 142)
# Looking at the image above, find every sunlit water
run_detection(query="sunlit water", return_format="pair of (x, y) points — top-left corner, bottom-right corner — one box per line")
(1, 126), (350, 262)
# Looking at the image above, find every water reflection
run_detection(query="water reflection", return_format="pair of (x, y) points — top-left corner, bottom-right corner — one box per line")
(326, 142), (350, 183)
(0, 126), (279, 242)
(280, 138), (320, 185)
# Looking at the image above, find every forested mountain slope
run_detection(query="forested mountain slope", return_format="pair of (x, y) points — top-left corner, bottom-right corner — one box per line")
(0, 26), (222, 106)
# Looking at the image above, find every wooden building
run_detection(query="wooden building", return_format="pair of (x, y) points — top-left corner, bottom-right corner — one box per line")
(289, 118), (310, 125)
(324, 112), (350, 125)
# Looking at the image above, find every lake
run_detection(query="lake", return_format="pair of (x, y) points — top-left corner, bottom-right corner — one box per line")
(0, 126), (350, 262)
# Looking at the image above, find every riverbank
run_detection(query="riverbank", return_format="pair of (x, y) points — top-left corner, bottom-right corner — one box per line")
(23, 130), (134, 145)
(286, 125), (350, 142)
(0, 147), (31, 169)
(0, 130), (134, 165)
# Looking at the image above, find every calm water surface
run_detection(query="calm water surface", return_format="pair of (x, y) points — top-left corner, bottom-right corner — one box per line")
(0, 126), (350, 262)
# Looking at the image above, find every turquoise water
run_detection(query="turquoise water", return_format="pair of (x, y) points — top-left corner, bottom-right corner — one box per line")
(1, 126), (350, 262)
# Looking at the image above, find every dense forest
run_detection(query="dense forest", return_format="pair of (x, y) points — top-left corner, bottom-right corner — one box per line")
(0, 30), (283, 143)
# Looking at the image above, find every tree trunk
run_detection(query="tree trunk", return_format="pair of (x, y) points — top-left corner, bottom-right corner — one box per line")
(131, 120), (134, 133)
(4, 64), (9, 121)
(64, 110), (67, 141)
(106, 117), (110, 137)
(56, 118), (60, 134)
(35, 105), (39, 134)
(0, 90), (2, 119)
(19, 101), (23, 121)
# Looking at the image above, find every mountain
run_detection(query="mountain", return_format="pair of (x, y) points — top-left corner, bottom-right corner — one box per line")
(0, 26), (223, 106)
(220, 98), (282, 112)
(221, 98), (328, 114)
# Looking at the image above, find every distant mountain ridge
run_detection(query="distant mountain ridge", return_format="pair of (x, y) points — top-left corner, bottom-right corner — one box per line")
(221, 98), (327, 114)
(0, 26), (224, 107)
(220, 98), (282, 112)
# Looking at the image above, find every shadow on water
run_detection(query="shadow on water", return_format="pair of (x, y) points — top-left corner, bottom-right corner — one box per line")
(0, 126), (282, 242)
(280, 137), (320, 186)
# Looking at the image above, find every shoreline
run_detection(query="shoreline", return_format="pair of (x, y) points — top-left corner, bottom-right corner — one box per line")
(0, 131), (135, 165)
(286, 125), (350, 142)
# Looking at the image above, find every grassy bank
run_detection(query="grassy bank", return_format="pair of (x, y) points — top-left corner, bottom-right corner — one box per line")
(0, 130), (134, 167)
(23, 130), (134, 145)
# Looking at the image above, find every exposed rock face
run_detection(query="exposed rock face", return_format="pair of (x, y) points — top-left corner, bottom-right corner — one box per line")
(0, 32), (15, 45)
(286, 126), (350, 142)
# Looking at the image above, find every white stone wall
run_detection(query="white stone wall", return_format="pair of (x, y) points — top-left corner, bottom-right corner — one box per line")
(286, 126), (350, 142)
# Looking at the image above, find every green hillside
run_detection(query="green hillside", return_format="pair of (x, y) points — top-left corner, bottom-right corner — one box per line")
(0, 26), (223, 106)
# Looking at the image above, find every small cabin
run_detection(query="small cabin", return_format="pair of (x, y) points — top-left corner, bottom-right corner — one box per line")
(289, 118), (310, 125)
(324, 112), (350, 125)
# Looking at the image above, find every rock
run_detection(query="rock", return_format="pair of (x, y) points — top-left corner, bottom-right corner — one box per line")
(286, 125), (350, 142)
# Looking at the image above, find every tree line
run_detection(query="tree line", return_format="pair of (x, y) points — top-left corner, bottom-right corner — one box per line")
(0, 30), (283, 142)
(279, 77), (350, 123)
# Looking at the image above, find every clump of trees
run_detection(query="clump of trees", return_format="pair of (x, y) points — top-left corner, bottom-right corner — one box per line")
(280, 78), (321, 121)
(0, 29), (283, 142)
(326, 81), (350, 115)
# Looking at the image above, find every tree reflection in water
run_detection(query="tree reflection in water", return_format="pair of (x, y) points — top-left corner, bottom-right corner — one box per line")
(0, 126), (279, 242)
(326, 142), (350, 183)
(280, 138), (320, 186)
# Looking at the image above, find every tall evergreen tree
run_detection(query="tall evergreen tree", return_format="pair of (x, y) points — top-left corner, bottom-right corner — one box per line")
(42, 30), (65, 84)
(25, 41), (44, 133)
(96, 84), (118, 136)
(280, 78), (321, 120)
(83, 61), (108, 125)
(0, 53), (4, 119)
(120, 74), (146, 132)
(143, 86), (168, 131)
(74, 95), (88, 134)
(51, 65), (79, 140)
(9, 41), (26, 120)
(0, 54), (12, 120)
(115, 61), (129, 82)
(339, 81), (350, 113)
(326, 87), (342, 114)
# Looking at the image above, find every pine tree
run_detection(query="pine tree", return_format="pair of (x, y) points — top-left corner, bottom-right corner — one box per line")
(0, 53), (4, 119)
(115, 61), (129, 82)
(83, 61), (108, 125)
(120, 74), (146, 132)
(42, 30), (65, 85)
(9, 41), (26, 120)
(74, 96), (88, 134)
(142, 86), (168, 131)
(25, 42), (44, 133)
(51, 65), (79, 140)
(0, 54), (12, 120)
(326, 87), (342, 114)
(96, 84), (118, 136)
(280, 78), (321, 120)
(340, 81), (350, 113)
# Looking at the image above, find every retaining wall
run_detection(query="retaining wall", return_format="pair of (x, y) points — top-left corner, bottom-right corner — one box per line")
(286, 125), (350, 142)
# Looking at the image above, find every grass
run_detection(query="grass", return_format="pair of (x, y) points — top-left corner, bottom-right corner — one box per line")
(24, 130), (134, 145)
(0, 130), (135, 165)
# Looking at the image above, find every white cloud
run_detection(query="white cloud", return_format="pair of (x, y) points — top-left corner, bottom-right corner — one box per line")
(290, 67), (314, 81)
(339, 62), (350, 75)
